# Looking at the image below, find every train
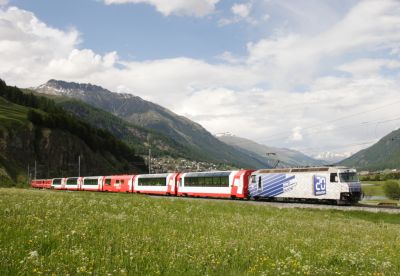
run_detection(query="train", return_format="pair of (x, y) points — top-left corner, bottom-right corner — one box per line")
(31, 166), (362, 204)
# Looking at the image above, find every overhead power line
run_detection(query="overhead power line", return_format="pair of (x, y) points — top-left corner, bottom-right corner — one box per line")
(296, 140), (378, 154)
(258, 99), (400, 144)
(218, 115), (400, 149)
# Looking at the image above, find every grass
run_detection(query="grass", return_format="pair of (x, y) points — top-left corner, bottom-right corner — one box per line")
(361, 180), (400, 206)
(0, 97), (28, 128)
(1, 188), (400, 275)
(362, 181), (387, 197)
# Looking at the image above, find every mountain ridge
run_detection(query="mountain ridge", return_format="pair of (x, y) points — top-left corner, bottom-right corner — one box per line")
(339, 128), (400, 170)
(217, 133), (325, 167)
(33, 80), (270, 169)
(34, 79), (326, 169)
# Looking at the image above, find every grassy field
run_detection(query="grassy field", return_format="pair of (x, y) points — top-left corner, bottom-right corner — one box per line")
(1, 188), (400, 275)
(0, 97), (28, 128)
(362, 181), (386, 197)
(362, 180), (400, 204)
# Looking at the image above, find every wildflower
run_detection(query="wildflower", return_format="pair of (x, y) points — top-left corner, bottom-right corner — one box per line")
(28, 250), (38, 259)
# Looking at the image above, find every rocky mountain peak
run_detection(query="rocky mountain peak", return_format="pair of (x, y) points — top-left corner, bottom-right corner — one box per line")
(35, 79), (111, 96)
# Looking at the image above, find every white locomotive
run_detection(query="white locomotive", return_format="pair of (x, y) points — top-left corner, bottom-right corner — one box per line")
(249, 166), (361, 204)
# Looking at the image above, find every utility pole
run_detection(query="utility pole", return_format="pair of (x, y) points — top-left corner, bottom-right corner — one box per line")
(27, 164), (30, 185)
(34, 160), (37, 180)
(78, 155), (81, 177)
(148, 149), (151, 174)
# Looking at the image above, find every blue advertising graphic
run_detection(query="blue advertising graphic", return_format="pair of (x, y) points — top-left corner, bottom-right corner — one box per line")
(314, 175), (326, 196)
(249, 174), (296, 198)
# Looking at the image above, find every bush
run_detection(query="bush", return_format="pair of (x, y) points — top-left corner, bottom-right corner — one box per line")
(383, 181), (400, 200)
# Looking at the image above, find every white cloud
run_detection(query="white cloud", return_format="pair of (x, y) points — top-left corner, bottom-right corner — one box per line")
(337, 58), (400, 77)
(231, 3), (251, 18)
(219, 2), (257, 26)
(290, 127), (303, 141)
(47, 50), (118, 78)
(1, 2), (400, 159)
(103, 0), (220, 17)
(0, 0), (8, 6)
(246, 0), (400, 88)
(0, 7), (81, 86)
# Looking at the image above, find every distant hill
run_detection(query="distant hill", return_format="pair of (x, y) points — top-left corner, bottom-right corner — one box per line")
(0, 80), (147, 186)
(217, 134), (325, 167)
(33, 80), (271, 169)
(339, 128), (400, 170)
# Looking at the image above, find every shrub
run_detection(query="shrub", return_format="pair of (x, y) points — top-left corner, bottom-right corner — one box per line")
(383, 180), (400, 200)
(372, 174), (381, 181)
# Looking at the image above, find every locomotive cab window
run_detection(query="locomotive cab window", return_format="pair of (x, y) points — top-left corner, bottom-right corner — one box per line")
(330, 173), (338, 183)
(339, 172), (359, 183)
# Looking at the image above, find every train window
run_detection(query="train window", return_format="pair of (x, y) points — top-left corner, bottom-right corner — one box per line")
(204, 177), (213, 186)
(258, 176), (262, 190)
(184, 176), (229, 187)
(251, 175), (256, 183)
(220, 177), (229, 187)
(212, 177), (220, 187)
(66, 178), (78, 185)
(330, 173), (338, 183)
(84, 179), (98, 185)
(53, 178), (62, 185)
(105, 178), (111, 185)
(138, 178), (166, 186)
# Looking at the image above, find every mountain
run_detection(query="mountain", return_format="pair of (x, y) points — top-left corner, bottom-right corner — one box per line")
(43, 96), (191, 158)
(0, 80), (147, 186)
(217, 133), (325, 167)
(33, 80), (270, 169)
(339, 128), (400, 170)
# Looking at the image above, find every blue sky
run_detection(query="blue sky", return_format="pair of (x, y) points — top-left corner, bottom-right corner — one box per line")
(1, 0), (400, 161)
(12, 0), (260, 61)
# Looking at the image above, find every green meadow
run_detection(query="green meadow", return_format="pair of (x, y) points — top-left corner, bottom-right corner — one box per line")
(1, 188), (400, 275)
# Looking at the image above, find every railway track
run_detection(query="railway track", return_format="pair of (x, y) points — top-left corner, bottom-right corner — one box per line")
(151, 195), (400, 214)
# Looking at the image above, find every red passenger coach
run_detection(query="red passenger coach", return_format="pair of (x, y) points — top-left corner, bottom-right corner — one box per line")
(51, 178), (67, 190)
(31, 179), (52, 189)
(81, 176), (104, 191)
(177, 170), (254, 199)
(65, 177), (83, 191)
(133, 173), (179, 195)
(102, 175), (134, 193)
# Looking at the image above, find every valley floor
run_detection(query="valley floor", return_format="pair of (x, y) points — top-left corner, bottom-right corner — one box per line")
(1, 188), (400, 275)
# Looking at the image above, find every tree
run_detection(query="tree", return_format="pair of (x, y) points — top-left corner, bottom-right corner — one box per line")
(383, 180), (400, 200)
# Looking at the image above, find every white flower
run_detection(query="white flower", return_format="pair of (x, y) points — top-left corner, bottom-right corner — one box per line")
(28, 250), (38, 259)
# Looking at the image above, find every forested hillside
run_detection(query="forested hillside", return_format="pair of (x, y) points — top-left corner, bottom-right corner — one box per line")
(0, 79), (147, 186)
(340, 128), (400, 171)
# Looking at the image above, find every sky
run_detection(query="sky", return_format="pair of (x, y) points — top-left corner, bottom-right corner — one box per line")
(0, 0), (400, 161)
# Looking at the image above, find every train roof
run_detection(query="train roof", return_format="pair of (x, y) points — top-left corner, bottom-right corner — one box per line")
(183, 171), (233, 177)
(137, 173), (171, 178)
(255, 166), (354, 174)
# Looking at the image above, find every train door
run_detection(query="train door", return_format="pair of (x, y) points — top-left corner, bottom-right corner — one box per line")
(167, 174), (177, 195)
